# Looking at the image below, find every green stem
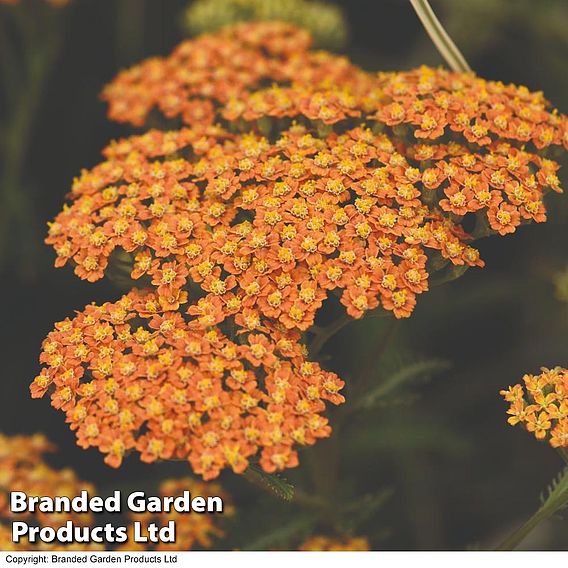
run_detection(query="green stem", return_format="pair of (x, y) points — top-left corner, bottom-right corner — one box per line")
(308, 314), (352, 359)
(333, 318), (399, 428)
(0, 17), (20, 109)
(304, 318), (399, 533)
(242, 467), (325, 509)
(303, 434), (344, 534)
(496, 465), (568, 550)
(116, 0), (145, 66)
(495, 508), (550, 551)
(352, 318), (399, 399)
(409, 0), (472, 72)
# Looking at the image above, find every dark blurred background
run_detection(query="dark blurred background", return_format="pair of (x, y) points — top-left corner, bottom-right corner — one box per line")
(0, 0), (566, 551)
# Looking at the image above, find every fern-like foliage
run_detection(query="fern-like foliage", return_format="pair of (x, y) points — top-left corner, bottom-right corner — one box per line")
(539, 466), (568, 515)
(246, 464), (295, 502)
(356, 358), (451, 411)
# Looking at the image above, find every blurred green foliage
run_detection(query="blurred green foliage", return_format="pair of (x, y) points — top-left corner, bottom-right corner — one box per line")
(183, 0), (348, 49)
(554, 266), (568, 304)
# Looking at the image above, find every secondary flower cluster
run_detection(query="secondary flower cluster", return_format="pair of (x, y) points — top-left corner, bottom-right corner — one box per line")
(0, 434), (233, 551)
(102, 25), (566, 151)
(375, 67), (567, 150)
(299, 535), (370, 551)
(31, 289), (344, 479)
(102, 21), (368, 128)
(501, 367), (568, 448)
(121, 478), (234, 551)
(0, 433), (103, 551)
(0, 433), (95, 529)
(46, 125), (562, 326)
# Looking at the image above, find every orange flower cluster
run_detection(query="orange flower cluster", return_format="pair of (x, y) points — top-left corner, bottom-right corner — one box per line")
(102, 25), (567, 155)
(48, 24), (565, 327)
(375, 67), (567, 151)
(374, 66), (565, 236)
(47, 126), (562, 324)
(31, 289), (344, 479)
(47, 123), (489, 326)
(501, 367), (568, 448)
(102, 21), (371, 129)
(0, 434), (233, 550)
(299, 535), (370, 551)
(0, 433), (95, 528)
(0, 433), (102, 551)
(38, 23), (567, 477)
(121, 478), (234, 551)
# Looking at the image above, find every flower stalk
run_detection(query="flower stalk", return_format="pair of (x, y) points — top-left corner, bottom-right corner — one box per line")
(309, 314), (353, 359)
(409, 0), (472, 72)
(496, 465), (568, 550)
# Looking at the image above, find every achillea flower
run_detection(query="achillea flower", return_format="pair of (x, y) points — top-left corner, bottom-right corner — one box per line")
(374, 66), (567, 150)
(101, 22), (371, 128)
(37, 23), (567, 482)
(30, 289), (344, 479)
(184, 0), (348, 50)
(0, 433), (233, 550)
(121, 478), (233, 551)
(501, 367), (568, 448)
(46, 123), (483, 326)
(102, 27), (566, 153)
(299, 535), (370, 551)
(372, 66), (565, 237)
(47, 24), (564, 328)
(48, 113), (562, 326)
(0, 433), (101, 550)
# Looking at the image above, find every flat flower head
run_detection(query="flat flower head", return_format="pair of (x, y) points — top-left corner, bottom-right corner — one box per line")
(102, 21), (367, 129)
(48, 25), (566, 330)
(48, 122), (519, 328)
(31, 289), (344, 479)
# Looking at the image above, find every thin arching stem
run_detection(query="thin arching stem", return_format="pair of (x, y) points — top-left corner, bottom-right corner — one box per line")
(496, 461), (568, 550)
(495, 508), (549, 551)
(308, 314), (353, 359)
(352, 317), (399, 399)
(409, 0), (472, 73)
